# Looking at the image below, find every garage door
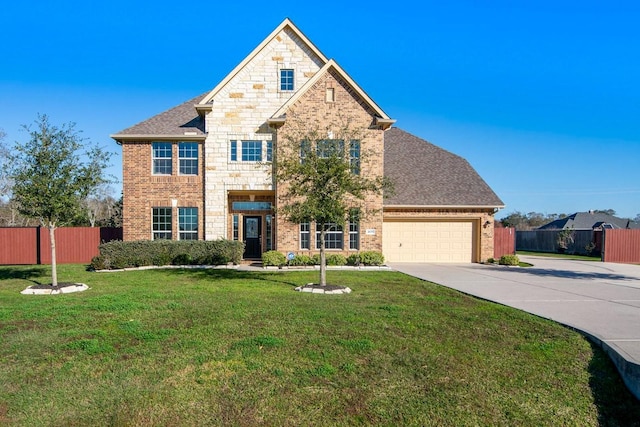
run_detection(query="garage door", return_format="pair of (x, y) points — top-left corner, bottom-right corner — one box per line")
(383, 221), (475, 263)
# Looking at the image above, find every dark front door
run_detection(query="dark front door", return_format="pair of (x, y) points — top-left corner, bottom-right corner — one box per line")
(243, 216), (262, 258)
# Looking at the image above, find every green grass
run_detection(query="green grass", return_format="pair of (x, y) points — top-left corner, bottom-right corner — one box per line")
(517, 251), (602, 261)
(1, 264), (639, 426)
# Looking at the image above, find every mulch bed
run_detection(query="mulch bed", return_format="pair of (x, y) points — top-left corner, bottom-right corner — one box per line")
(28, 282), (80, 290)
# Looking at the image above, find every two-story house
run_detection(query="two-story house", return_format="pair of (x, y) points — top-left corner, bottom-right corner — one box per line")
(112, 18), (503, 263)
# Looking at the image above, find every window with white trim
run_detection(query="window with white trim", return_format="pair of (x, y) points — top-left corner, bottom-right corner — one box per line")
(233, 214), (239, 241)
(152, 207), (172, 240)
(280, 69), (294, 91)
(152, 142), (172, 175)
(230, 140), (262, 162)
(349, 210), (360, 250)
(349, 140), (360, 175)
(178, 207), (198, 240)
(300, 223), (310, 250)
(316, 223), (343, 250)
(266, 141), (273, 162)
(266, 215), (273, 251)
(178, 142), (198, 175)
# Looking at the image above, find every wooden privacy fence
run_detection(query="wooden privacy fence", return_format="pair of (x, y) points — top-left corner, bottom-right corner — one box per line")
(494, 227), (516, 259)
(0, 227), (122, 265)
(603, 229), (640, 263)
(516, 230), (600, 256)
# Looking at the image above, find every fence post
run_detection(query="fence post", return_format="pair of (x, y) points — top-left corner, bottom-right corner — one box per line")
(36, 226), (42, 265)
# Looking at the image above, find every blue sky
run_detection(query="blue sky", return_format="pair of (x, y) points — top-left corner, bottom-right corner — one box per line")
(1, 1), (639, 219)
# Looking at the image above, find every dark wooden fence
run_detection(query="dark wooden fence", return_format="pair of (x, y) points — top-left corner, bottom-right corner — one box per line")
(603, 229), (640, 263)
(516, 230), (600, 256)
(494, 227), (516, 258)
(0, 227), (122, 265)
(516, 229), (640, 264)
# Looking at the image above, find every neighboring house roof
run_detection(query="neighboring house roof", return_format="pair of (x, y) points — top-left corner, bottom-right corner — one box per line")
(538, 212), (640, 230)
(268, 59), (394, 128)
(111, 93), (208, 142)
(383, 128), (504, 208)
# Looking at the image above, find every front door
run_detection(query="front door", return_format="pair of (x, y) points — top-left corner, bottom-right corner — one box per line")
(243, 216), (262, 258)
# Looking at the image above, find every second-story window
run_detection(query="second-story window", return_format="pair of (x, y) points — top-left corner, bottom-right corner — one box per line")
(280, 69), (294, 91)
(178, 142), (198, 175)
(231, 140), (263, 162)
(152, 142), (172, 175)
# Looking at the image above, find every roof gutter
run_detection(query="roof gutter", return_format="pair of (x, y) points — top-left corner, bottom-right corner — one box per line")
(110, 134), (207, 145)
(384, 204), (505, 210)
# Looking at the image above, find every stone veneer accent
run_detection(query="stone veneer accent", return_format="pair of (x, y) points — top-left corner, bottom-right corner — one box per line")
(203, 26), (325, 240)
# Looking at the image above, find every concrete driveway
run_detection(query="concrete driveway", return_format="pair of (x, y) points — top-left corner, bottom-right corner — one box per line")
(390, 256), (640, 399)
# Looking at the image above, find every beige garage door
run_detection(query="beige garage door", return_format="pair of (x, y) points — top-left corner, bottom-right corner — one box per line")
(383, 221), (475, 263)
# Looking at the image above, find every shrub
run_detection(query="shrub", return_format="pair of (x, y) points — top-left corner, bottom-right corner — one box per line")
(359, 251), (385, 266)
(499, 254), (520, 266)
(262, 250), (287, 267)
(311, 254), (321, 265)
(326, 254), (347, 266)
(289, 254), (313, 266)
(90, 239), (244, 270)
(346, 254), (360, 266)
(486, 257), (495, 264)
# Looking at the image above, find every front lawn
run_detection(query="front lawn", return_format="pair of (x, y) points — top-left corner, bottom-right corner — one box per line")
(1, 265), (638, 426)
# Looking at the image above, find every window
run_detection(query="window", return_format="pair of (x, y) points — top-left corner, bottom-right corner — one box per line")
(152, 142), (172, 175)
(232, 201), (272, 211)
(349, 210), (360, 250)
(349, 140), (360, 175)
(179, 142), (198, 175)
(233, 214), (239, 241)
(242, 140), (262, 161)
(280, 69), (294, 91)
(316, 223), (343, 250)
(300, 140), (311, 164)
(266, 141), (273, 162)
(317, 139), (344, 159)
(300, 223), (310, 250)
(230, 140), (238, 161)
(178, 207), (198, 240)
(266, 215), (273, 251)
(230, 140), (262, 162)
(152, 207), (172, 240)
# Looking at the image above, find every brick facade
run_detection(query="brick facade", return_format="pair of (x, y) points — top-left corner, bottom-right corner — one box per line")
(122, 142), (204, 241)
(274, 68), (385, 256)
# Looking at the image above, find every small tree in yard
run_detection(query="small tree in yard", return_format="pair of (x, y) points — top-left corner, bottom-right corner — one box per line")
(5, 115), (112, 287)
(272, 116), (390, 287)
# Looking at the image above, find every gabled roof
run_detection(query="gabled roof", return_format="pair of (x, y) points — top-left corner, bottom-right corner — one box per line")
(197, 18), (329, 107)
(383, 128), (504, 208)
(538, 212), (640, 230)
(268, 59), (394, 128)
(111, 93), (207, 143)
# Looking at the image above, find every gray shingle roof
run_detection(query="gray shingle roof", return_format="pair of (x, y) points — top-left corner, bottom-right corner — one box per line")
(383, 128), (504, 207)
(538, 212), (640, 230)
(113, 93), (208, 138)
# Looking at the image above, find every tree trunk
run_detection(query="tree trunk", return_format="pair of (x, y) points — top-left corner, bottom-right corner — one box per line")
(319, 227), (326, 286)
(49, 224), (58, 287)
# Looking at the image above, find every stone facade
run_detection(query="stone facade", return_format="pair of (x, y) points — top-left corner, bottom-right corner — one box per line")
(202, 26), (324, 241)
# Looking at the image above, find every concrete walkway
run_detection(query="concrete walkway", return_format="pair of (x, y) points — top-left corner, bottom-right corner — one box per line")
(390, 256), (640, 399)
